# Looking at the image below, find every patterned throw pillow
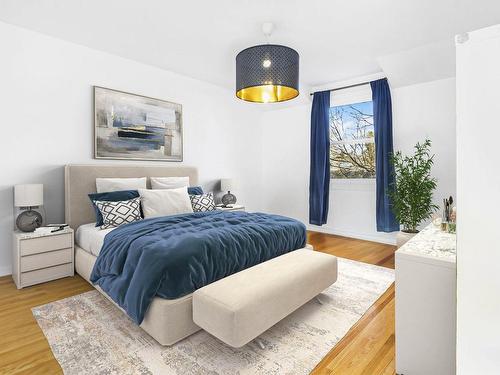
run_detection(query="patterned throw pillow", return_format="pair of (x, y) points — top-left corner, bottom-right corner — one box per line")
(94, 197), (142, 229)
(190, 192), (216, 212)
(88, 189), (140, 227)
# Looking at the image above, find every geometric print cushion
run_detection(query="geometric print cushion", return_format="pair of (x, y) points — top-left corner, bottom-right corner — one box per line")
(189, 192), (216, 212)
(94, 197), (142, 229)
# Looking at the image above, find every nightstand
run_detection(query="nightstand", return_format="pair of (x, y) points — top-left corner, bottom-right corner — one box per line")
(12, 228), (74, 289)
(216, 204), (245, 212)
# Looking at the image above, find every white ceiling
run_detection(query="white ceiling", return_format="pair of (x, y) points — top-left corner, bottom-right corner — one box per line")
(377, 38), (457, 88)
(1, 0), (499, 91)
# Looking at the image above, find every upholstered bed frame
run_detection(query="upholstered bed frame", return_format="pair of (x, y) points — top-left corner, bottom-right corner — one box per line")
(65, 164), (201, 345)
(65, 164), (336, 348)
(65, 164), (198, 231)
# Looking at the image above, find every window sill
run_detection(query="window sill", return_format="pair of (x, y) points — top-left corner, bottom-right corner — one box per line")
(331, 178), (375, 184)
(330, 178), (376, 191)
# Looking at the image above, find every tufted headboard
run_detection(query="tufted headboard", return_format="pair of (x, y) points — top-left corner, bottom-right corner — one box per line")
(64, 164), (198, 230)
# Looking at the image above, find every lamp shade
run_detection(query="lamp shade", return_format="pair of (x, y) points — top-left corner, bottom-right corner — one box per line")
(14, 184), (43, 207)
(236, 44), (299, 103)
(220, 179), (235, 192)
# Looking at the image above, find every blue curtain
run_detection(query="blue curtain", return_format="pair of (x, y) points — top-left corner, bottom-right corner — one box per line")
(371, 78), (399, 232)
(309, 91), (331, 226)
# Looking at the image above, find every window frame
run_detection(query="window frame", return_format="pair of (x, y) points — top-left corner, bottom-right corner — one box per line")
(329, 84), (376, 183)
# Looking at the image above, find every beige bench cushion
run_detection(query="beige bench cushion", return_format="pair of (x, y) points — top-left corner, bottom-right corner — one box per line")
(192, 249), (338, 347)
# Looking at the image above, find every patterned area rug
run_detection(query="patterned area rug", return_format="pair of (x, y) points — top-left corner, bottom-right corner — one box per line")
(32, 258), (394, 375)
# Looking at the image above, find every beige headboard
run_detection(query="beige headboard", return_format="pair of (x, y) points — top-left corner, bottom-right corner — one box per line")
(65, 164), (198, 230)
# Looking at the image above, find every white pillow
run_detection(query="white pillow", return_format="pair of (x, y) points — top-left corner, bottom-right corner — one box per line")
(139, 187), (193, 218)
(96, 177), (147, 193)
(150, 176), (189, 190)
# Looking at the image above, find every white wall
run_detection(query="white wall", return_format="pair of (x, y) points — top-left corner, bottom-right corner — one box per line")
(0, 22), (263, 276)
(393, 78), (457, 219)
(456, 24), (500, 374)
(261, 105), (310, 225)
(260, 78), (456, 244)
(0, 20), (458, 275)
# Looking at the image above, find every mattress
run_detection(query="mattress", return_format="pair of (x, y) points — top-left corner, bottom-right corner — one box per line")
(75, 223), (114, 256)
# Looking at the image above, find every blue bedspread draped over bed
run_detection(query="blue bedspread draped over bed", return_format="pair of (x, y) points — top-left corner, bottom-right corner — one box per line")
(90, 211), (306, 324)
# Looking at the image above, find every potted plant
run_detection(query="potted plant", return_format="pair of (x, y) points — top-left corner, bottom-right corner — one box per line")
(390, 139), (438, 248)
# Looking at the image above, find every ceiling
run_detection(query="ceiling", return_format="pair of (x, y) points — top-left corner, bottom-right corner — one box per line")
(1, 0), (500, 90)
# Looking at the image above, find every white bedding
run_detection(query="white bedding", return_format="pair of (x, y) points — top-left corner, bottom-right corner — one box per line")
(75, 223), (114, 256)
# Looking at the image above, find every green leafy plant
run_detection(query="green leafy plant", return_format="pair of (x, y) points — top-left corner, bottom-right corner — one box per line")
(390, 139), (438, 233)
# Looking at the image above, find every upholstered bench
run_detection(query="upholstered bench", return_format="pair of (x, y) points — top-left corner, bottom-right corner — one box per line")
(192, 249), (338, 348)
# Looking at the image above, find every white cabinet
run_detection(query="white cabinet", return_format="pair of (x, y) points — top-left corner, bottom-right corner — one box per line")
(395, 225), (456, 375)
(456, 24), (500, 374)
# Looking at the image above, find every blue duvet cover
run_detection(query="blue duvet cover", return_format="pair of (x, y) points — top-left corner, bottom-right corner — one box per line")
(90, 211), (306, 324)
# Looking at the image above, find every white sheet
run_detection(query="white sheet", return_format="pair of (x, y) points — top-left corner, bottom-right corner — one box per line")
(75, 223), (115, 256)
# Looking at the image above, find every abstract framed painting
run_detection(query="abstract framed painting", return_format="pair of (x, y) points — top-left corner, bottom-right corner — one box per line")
(94, 86), (183, 161)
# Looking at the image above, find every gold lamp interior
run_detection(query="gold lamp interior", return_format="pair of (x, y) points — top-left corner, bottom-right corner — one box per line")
(236, 84), (299, 103)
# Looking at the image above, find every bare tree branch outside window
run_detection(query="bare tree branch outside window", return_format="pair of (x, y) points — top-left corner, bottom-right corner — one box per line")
(329, 101), (375, 179)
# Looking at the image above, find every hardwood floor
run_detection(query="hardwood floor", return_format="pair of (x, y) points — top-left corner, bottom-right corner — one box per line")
(308, 232), (396, 375)
(307, 231), (396, 269)
(0, 231), (396, 375)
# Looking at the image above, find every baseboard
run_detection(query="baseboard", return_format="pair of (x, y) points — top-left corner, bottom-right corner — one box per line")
(0, 265), (12, 277)
(307, 224), (397, 245)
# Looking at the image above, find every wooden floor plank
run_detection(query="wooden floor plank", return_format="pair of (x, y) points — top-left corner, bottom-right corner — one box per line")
(309, 231), (396, 375)
(0, 231), (396, 374)
(381, 358), (396, 375)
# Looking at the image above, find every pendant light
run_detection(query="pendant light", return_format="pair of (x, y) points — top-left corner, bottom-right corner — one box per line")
(236, 23), (299, 103)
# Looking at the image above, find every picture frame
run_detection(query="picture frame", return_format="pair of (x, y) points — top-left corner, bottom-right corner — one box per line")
(94, 86), (183, 161)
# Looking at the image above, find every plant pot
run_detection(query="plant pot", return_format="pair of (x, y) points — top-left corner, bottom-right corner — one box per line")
(396, 231), (418, 248)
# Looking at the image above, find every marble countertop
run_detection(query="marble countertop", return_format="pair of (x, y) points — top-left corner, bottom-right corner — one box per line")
(397, 224), (456, 262)
(14, 227), (73, 239)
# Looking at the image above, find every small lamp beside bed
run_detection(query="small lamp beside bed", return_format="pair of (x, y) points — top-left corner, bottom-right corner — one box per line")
(220, 178), (237, 207)
(14, 184), (44, 232)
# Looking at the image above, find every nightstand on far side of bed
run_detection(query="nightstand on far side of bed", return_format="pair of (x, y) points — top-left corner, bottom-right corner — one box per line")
(12, 228), (74, 289)
(215, 204), (245, 212)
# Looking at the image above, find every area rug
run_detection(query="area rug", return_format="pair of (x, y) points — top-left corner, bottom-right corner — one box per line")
(32, 258), (394, 375)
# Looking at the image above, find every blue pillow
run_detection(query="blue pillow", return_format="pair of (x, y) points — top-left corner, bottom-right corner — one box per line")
(88, 190), (140, 227)
(187, 186), (204, 195)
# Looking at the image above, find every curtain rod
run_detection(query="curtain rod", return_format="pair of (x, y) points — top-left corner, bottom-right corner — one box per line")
(309, 79), (377, 96)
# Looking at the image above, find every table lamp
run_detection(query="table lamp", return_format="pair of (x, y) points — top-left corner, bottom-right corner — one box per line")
(14, 184), (43, 232)
(220, 178), (237, 207)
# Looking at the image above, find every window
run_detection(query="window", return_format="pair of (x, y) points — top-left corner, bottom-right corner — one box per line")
(330, 100), (375, 179)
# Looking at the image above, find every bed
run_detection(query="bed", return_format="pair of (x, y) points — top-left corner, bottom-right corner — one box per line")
(65, 164), (313, 346)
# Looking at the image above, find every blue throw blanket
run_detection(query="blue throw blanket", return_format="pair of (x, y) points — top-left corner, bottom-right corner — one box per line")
(90, 211), (306, 324)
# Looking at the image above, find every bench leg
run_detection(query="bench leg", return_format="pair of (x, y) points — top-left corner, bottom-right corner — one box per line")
(255, 338), (266, 350)
(316, 296), (324, 305)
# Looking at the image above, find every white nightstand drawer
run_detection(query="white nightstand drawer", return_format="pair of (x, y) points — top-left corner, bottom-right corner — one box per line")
(21, 248), (72, 272)
(20, 233), (72, 256)
(21, 263), (73, 287)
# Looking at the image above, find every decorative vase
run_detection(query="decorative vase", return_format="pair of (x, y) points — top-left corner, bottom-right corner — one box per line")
(396, 231), (418, 248)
